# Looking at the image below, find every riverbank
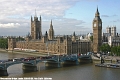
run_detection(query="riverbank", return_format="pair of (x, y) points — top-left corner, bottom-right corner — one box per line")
(92, 55), (120, 63)
(0, 49), (49, 57)
(1, 49), (120, 61)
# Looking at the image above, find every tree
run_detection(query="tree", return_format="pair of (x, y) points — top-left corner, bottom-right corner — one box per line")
(117, 46), (120, 56)
(111, 46), (120, 56)
(111, 46), (117, 56)
(90, 36), (93, 42)
(0, 38), (8, 49)
(100, 44), (111, 53)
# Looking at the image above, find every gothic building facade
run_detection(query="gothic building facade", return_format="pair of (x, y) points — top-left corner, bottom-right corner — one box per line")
(31, 15), (42, 40)
(8, 8), (102, 54)
(92, 7), (102, 53)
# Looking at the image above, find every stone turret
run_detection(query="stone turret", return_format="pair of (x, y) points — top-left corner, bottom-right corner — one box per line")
(72, 31), (76, 42)
(42, 31), (48, 43)
(31, 10), (42, 40)
(8, 37), (16, 50)
(48, 20), (54, 40)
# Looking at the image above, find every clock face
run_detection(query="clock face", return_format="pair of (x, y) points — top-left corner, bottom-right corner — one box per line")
(94, 23), (96, 27)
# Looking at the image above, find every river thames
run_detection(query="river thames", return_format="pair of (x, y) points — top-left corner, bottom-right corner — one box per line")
(0, 52), (120, 80)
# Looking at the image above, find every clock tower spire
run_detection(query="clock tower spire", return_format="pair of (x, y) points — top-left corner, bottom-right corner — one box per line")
(95, 6), (99, 17)
(93, 7), (102, 53)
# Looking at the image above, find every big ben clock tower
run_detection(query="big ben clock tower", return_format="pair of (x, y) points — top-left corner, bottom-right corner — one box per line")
(93, 7), (102, 53)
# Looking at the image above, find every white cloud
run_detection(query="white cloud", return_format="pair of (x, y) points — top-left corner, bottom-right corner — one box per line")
(0, 0), (80, 17)
(42, 18), (86, 35)
(0, 23), (20, 28)
(0, 0), (97, 36)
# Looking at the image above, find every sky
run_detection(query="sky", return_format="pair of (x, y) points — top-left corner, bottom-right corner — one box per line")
(0, 0), (120, 36)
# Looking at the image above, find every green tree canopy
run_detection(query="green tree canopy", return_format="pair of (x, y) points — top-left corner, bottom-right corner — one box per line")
(100, 44), (111, 53)
(90, 36), (93, 42)
(0, 38), (8, 49)
(111, 46), (120, 56)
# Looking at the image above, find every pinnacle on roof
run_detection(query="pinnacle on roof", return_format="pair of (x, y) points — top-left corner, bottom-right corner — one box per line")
(34, 9), (37, 17)
(95, 6), (100, 17)
(50, 20), (53, 29)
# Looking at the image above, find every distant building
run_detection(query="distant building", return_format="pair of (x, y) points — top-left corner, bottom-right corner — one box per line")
(108, 36), (120, 46)
(102, 33), (110, 42)
(106, 26), (116, 37)
(86, 33), (93, 40)
(103, 26), (120, 47)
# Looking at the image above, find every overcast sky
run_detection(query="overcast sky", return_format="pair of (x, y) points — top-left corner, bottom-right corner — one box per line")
(0, 0), (120, 36)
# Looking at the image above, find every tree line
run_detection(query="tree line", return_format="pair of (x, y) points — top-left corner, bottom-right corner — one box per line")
(100, 44), (120, 56)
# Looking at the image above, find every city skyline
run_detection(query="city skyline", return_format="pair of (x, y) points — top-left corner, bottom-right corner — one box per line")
(0, 0), (120, 36)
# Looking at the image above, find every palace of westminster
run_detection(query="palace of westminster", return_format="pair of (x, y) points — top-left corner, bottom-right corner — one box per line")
(8, 7), (120, 54)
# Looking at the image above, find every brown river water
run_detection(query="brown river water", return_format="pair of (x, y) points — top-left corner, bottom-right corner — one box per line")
(0, 52), (120, 80)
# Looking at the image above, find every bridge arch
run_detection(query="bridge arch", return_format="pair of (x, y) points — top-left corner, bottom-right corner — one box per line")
(7, 63), (23, 75)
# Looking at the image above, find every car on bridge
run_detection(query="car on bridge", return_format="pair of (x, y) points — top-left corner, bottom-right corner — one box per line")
(23, 58), (30, 61)
(41, 56), (52, 59)
(8, 59), (13, 61)
(23, 57), (36, 61)
(27, 57), (36, 60)
(13, 58), (21, 62)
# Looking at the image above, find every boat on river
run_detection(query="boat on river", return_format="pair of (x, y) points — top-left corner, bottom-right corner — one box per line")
(95, 63), (106, 67)
(106, 64), (120, 69)
(95, 63), (120, 69)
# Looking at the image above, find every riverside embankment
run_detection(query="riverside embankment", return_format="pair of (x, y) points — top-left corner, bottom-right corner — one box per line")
(0, 49), (48, 57)
(1, 49), (120, 61)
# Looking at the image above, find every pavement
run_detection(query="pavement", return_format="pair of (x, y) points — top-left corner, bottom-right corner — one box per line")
(107, 56), (120, 61)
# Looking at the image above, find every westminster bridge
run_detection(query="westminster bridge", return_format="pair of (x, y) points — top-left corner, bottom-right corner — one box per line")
(0, 54), (92, 76)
